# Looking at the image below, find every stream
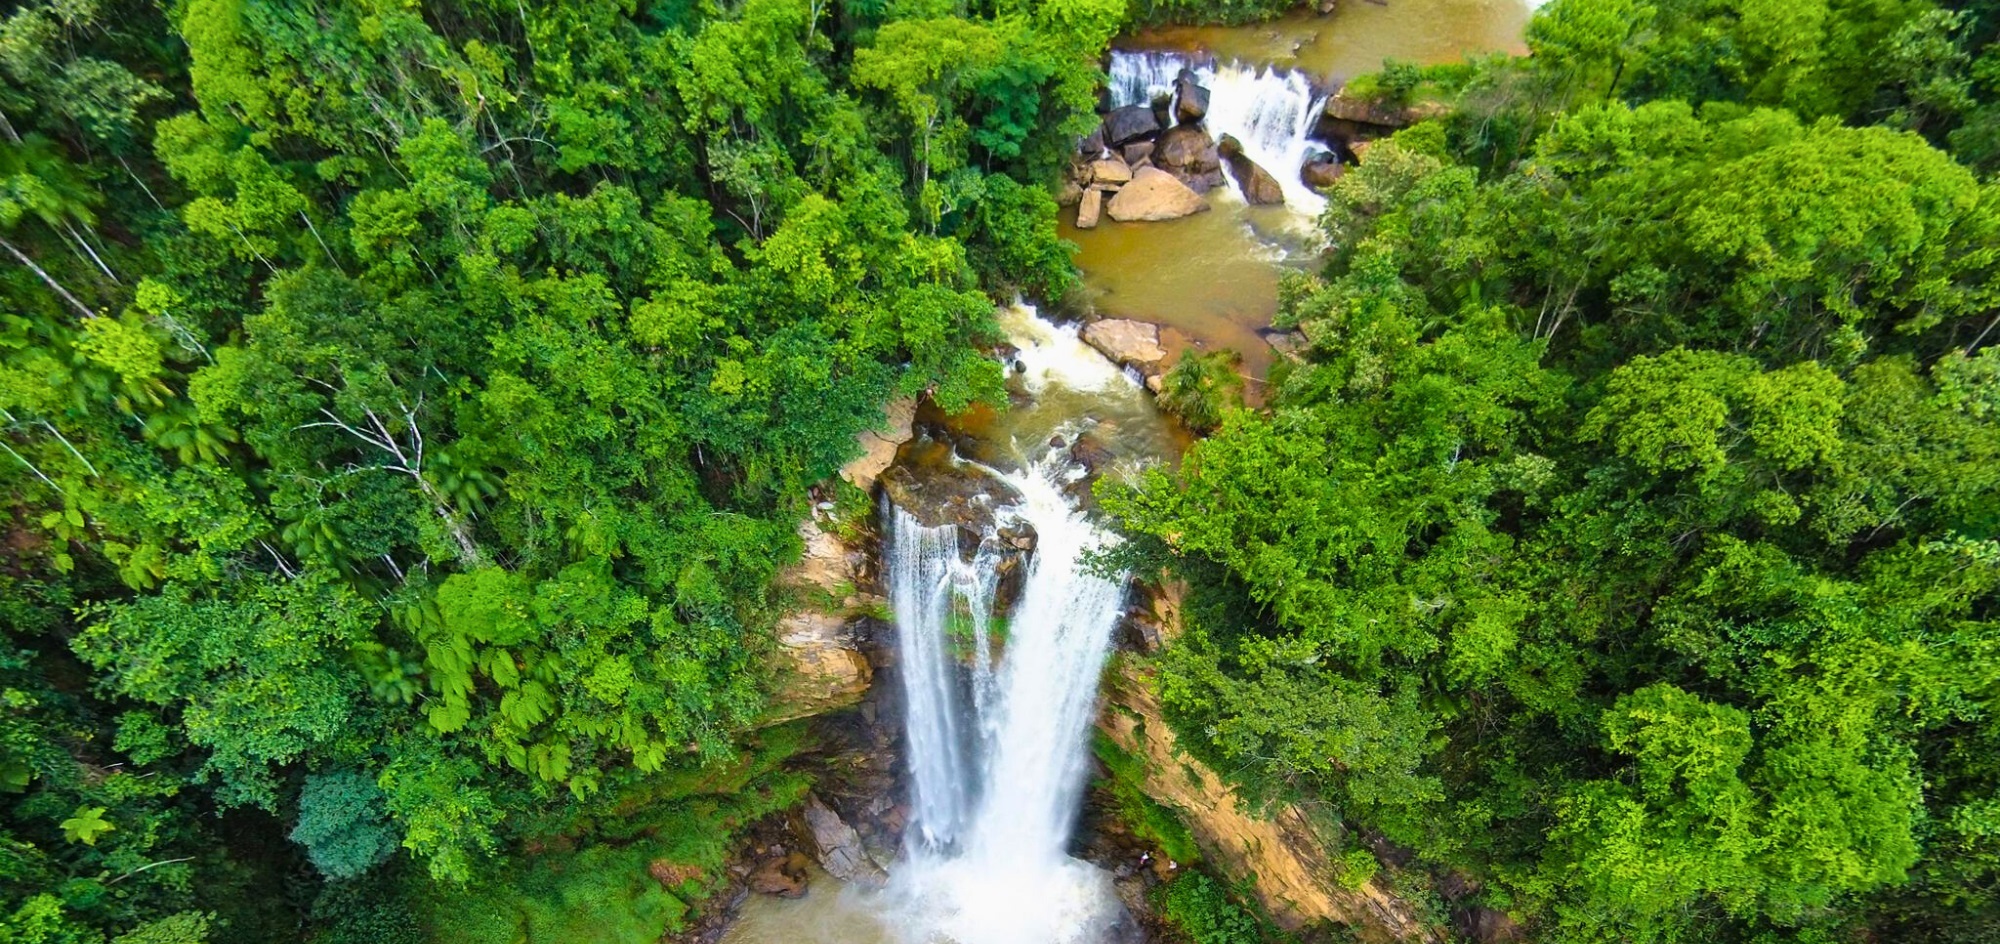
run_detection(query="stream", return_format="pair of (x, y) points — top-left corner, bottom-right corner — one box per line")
(723, 2), (1536, 941)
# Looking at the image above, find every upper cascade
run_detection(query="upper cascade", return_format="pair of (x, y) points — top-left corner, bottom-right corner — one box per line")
(1106, 49), (1331, 217)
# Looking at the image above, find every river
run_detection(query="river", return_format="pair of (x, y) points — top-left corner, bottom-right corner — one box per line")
(723, 2), (1536, 941)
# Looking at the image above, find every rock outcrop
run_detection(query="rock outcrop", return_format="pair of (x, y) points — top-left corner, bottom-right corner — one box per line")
(763, 516), (875, 724)
(1102, 104), (1161, 146)
(1106, 167), (1208, 222)
(1318, 88), (1450, 143)
(766, 611), (872, 723)
(1218, 134), (1285, 206)
(1081, 318), (1167, 373)
(1152, 125), (1225, 192)
(838, 397), (916, 492)
(795, 793), (888, 887)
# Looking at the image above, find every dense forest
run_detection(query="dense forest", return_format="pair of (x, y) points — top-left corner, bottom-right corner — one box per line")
(0, 0), (1113, 939)
(4, 0), (1999, 943)
(1108, 0), (2000, 942)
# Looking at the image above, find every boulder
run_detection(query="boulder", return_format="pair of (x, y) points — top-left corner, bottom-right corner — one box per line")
(1301, 150), (1344, 190)
(1218, 134), (1285, 206)
(838, 397), (916, 492)
(1173, 75), (1210, 125)
(795, 794), (888, 887)
(1101, 105), (1161, 147)
(1121, 141), (1154, 166)
(1152, 124), (1226, 192)
(1087, 157), (1132, 187)
(1076, 187), (1104, 229)
(1106, 166), (1209, 222)
(1081, 318), (1167, 372)
(1349, 139), (1373, 163)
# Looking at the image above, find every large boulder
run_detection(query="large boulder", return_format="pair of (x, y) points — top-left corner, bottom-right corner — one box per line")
(1121, 141), (1155, 166)
(1106, 166), (1209, 222)
(1173, 74), (1210, 125)
(1101, 105), (1161, 146)
(1218, 134), (1285, 205)
(1081, 318), (1167, 373)
(795, 794), (888, 887)
(838, 397), (916, 492)
(1152, 124), (1226, 192)
(1076, 187), (1104, 229)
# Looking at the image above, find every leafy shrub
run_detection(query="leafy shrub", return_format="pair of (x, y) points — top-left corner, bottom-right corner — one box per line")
(1154, 872), (1263, 944)
(1334, 848), (1378, 890)
(292, 769), (399, 880)
(1158, 350), (1245, 434)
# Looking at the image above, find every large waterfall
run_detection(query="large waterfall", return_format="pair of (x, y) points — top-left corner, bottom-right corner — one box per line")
(886, 455), (1130, 944)
(1108, 50), (1331, 217)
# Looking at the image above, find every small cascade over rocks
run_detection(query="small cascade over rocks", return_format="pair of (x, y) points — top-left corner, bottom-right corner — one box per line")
(1106, 50), (1331, 217)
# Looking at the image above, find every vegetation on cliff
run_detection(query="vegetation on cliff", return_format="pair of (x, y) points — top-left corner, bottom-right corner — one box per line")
(1107, 2), (2000, 942)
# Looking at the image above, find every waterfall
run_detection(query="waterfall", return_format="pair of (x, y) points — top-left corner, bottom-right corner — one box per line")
(888, 454), (1130, 944)
(1107, 50), (1331, 217)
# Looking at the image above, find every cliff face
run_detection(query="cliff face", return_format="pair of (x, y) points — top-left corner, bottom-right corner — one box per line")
(761, 516), (876, 725)
(1097, 588), (1442, 943)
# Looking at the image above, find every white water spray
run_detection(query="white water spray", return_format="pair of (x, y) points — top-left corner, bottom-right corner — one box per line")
(883, 306), (1138, 944)
(1108, 50), (1331, 218)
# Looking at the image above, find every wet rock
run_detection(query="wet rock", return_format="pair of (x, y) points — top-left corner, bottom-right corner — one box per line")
(1076, 188), (1104, 229)
(1105, 167), (1209, 222)
(838, 397), (917, 493)
(1152, 125), (1226, 192)
(1218, 134), (1285, 206)
(1121, 141), (1154, 166)
(1317, 0), (1338, 13)
(1081, 318), (1167, 372)
(796, 794), (888, 887)
(880, 460), (1010, 537)
(1102, 105), (1161, 147)
(1088, 157), (1132, 187)
(1068, 430), (1118, 476)
(746, 854), (809, 898)
(1124, 616), (1165, 654)
(1079, 123), (1106, 158)
(1301, 150), (1344, 190)
(1173, 75), (1210, 124)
